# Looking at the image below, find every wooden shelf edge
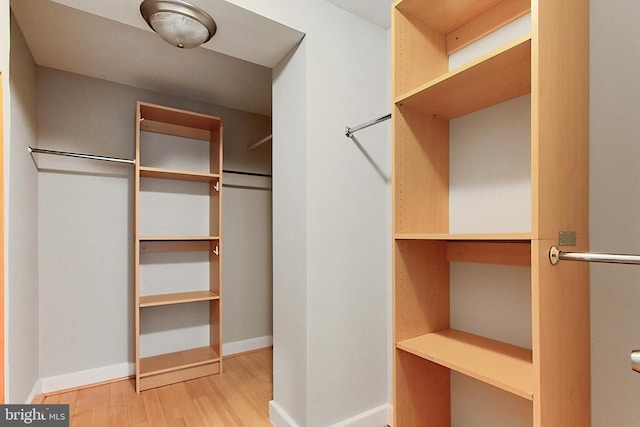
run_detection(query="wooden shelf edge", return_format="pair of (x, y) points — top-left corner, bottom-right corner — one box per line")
(138, 236), (220, 242)
(397, 329), (533, 400)
(139, 346), (220, 378)
(140, 166), (220, 182)
(394, 233), (531, 241)
(139, 291), (220, 308)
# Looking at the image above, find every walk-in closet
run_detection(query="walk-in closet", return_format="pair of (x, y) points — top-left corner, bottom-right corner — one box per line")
(8, 0), (305, 415)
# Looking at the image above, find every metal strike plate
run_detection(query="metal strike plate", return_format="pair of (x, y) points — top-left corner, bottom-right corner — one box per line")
(558, 231), (577, 247)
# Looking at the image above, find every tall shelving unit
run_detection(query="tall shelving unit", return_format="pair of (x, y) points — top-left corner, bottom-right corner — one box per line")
(392, 0), (589, 425)
(134, 101), (223, 392)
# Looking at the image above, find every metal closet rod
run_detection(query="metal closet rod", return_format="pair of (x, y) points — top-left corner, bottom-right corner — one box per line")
(549, 246), (640, 265)
(223, 169), (272, 178)
(344, 113), (391, 138)
(248, 134), (272, 151)
(29, 146), (135, 165)
(29, 146), (272, 178)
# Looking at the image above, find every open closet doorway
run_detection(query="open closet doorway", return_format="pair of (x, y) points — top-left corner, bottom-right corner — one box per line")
(8, 0), (303, 416)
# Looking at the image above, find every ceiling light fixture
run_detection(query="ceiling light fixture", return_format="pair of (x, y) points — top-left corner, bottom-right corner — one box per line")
(140, 0), (217, 49)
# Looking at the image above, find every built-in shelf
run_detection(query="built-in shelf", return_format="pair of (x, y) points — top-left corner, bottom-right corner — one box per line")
(140, 166), (220, 183)
(395, 35), (531, 119)
(135, 101), (223, 393)
(392, 0), (590, 423)
(139, 346), (220, 378)
(397, 329), (533, 400)
(139, 291), (220, 308)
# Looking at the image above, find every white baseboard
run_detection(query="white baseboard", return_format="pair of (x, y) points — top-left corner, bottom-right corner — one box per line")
(223, 335), (272, 356)
(25, 379), (43, 404)
(269, 401), (389, 427)
(329, 404), (390, 427)
(36, 336), (272, 396)
(269, 400), (300, 427)
(40, 362), (134, 394)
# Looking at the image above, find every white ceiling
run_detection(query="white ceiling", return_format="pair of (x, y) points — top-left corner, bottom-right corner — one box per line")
(10, 0), (392, 116)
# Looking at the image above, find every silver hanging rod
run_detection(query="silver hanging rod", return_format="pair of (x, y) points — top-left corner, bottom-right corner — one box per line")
(344, 113), (391, 138)
(29, 146), (135, 165)
(549, 245), (640, 266)
(248, 134), (272, 151)
(223, 169), (272, 178)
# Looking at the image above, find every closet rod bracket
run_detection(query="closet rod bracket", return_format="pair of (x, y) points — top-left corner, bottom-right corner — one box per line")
(549, 246), (561, 265)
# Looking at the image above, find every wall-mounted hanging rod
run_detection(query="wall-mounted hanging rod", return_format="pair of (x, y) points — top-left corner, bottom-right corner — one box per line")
(344, 113), (391, 138)
(223, 169), (272, 178)
(248, 134), (272, 151)
(549, 246), (640, 266)
(29, 146), (135, 165)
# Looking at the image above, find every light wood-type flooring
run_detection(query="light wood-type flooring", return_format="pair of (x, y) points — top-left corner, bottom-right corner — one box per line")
(34, 348), (273, 426)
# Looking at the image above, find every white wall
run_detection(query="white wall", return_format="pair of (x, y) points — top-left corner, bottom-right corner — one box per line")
(590, 0), (640, 425)
(228, 1), (391, 426)
(271, 42), (309, 426)
(35, 67), (272, 382)
(7, 13), (39, 404)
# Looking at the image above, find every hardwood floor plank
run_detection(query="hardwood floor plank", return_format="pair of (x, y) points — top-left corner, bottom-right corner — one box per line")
(194, 376), (245, 426)
(124, 379), (148, 426)
(109, 380), (128, 427)
(156, 385), (184, 424)
(169, 382), (210, 427)
(142, 389), (168, 427)
(40, 348), (273, 426)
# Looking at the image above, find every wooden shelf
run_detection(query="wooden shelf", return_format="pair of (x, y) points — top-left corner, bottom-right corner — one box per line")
(139, 236), (220, 242)
(140, 166), (219, 183)
(139, 102), (222, 141)
(395, 35), (531, 119)
(139, 291), (219, 308)
(397, 329), (533, 400)
(394, 232), (531, 241)
(139, 346), (220, 378)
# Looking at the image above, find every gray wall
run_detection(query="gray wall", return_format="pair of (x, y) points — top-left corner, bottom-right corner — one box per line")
(590, 0), (640, 425)
(7, 12), (39, 404)
(36, 67), (272, 379)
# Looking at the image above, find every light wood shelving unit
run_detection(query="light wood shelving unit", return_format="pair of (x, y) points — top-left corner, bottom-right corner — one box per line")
(392, 0), (589, 425)
(134, 101), (223, 392)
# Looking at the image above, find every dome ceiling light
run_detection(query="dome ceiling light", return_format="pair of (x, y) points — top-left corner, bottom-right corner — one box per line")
(140, 0), (217, 49)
